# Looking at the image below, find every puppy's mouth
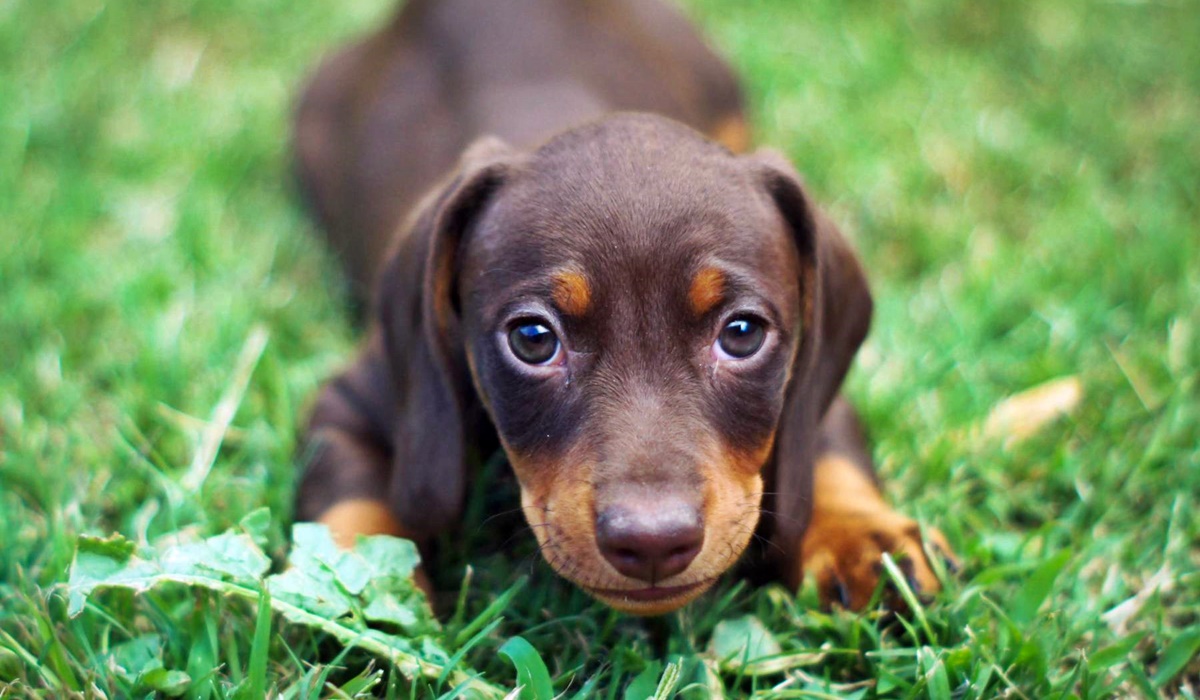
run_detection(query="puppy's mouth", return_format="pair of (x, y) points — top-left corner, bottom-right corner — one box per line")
(583, 578), (714, 615)
(515, 472), (760, 615)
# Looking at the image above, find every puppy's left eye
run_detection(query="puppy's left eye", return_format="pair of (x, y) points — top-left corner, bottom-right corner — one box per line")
(508, 321), (560, 365)
(716, 317), (766, 359)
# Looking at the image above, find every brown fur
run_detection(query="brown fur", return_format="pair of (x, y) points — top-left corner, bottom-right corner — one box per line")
(293, 0), (952, 615)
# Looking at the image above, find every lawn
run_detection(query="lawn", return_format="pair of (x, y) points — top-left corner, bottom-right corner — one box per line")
(1, 0), (1198, 697)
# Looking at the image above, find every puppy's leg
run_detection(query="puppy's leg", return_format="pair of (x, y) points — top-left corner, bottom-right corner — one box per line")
(297, 345), (434, 597)
(797, 398), (955, 609)
(302, 439), (403, 550)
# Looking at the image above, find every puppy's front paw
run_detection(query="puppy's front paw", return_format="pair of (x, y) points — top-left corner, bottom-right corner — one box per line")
(800, 508), (955, 610)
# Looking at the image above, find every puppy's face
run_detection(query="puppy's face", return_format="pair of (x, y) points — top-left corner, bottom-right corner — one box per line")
(457, 120), (805, 614)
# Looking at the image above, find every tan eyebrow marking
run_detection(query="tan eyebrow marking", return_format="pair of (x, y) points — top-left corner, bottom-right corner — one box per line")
(552, 269), (592, 317)
(688, 267), (725, 316)
(711, 115), (751, 154)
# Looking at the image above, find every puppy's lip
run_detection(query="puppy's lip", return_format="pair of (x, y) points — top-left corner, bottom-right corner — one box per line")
(585, 578), (712, 607)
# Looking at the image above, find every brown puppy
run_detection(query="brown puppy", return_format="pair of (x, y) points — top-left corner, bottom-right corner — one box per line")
(293, 0), (950, 615)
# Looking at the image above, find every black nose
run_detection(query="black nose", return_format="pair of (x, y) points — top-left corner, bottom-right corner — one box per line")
(596, 499), (704, 583)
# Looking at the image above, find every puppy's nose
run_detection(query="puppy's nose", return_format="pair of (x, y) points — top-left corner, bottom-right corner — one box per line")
(596, 499), (704, 583)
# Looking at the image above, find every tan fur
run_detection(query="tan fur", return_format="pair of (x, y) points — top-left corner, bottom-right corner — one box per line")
(511, 436), (767, 616)
(711, 115), (751, 154)
(318, 498), (406, 547)
(798, 455), (951, 608)
(552, 270), (592, 317)
(688, 267), (725, 317)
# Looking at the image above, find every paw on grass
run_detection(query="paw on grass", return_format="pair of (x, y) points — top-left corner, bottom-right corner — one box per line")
(801, 510), (958, 611)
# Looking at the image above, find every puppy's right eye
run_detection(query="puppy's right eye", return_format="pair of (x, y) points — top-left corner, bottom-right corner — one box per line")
(716, 317), (766, 359)
(508, 321), (560, 365)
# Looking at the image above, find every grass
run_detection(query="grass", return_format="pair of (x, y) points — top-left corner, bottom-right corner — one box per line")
(1, 0), (1197, 696)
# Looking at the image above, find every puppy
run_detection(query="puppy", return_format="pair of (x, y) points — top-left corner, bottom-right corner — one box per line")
(293, 0), (951, 614)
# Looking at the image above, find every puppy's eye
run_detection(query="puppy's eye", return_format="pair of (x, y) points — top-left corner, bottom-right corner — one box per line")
(716, 317), (766, 359)
(508, 321), (560, 365)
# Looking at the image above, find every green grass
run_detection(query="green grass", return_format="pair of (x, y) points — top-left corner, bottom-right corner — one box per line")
(2, 0), (1198, 696)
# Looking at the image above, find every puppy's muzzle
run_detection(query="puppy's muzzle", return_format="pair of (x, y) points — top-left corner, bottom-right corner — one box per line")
(595, 492), (704, 584)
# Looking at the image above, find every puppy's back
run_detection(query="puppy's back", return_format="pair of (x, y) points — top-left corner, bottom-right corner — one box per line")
(294, 0), (745, 299)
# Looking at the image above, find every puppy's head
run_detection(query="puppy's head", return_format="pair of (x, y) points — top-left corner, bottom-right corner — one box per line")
(378, 114), (871, 615)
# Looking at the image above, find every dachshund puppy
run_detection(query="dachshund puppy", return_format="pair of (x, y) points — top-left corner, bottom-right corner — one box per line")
(293, 0), (950, 614)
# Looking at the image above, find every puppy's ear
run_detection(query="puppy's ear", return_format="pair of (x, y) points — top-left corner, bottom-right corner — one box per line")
(750, 149), (874, 553)
(375, 136), (518, 536)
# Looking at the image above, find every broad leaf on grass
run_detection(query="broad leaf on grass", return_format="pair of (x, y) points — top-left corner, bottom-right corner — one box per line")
(288, 522), (371, 594)
(266, 562), (353, 621)
(363, 592), (420, 630)
(66, 517), (503, 698)
(357, 535), (424, 632)
(268, 524), (425, 634)
(239, 507), (272, 549)
(708, 615), (782, 672)
(164, 531), (272, 582)
(107, 634), (191, 697)
(68, 534), (164, 616)
(141, 667), (191, 696)
(356, 535), (421, 579)
(68, 527), (272, 619)
(108, 634), (161, 678)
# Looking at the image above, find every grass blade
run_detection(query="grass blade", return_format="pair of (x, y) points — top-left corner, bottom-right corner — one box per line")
(1010, 550), (1071, 627)
(453, 576), (527, 648)
(1152, 628), (1200, 688)
(498, 636), (554, 700)
(234, 589), (273, 700)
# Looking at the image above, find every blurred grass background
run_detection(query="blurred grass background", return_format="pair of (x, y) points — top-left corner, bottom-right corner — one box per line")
(1, 0), (1198, 696)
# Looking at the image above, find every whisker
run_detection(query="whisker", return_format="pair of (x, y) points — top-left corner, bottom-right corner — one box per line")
(753, 506), (808, 527)
(478, 506), (527, 527)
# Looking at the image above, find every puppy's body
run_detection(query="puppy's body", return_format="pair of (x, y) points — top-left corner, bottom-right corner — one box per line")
(295, 0), (746, 298)
(295, 0), (949, 614)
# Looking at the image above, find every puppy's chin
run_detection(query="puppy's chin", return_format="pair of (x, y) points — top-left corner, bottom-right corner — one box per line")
(582, 579), (716, 616)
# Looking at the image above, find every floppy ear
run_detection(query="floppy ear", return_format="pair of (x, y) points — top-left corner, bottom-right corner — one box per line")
(750, 149), (874, 555)
(375, 136), (518, 536)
